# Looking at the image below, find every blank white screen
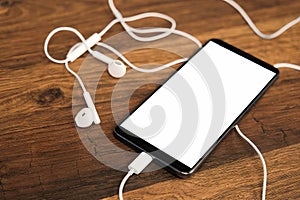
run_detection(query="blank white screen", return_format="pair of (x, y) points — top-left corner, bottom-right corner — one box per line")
(121, 41), (276, 168)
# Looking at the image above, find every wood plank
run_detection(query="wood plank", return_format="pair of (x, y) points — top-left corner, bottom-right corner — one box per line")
(0, 0), (299, 199)
(104, 143), (300, 200)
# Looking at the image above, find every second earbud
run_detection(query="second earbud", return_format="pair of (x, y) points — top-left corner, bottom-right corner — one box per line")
(75, 91), (101, 128)
(91, 50), (126, 78)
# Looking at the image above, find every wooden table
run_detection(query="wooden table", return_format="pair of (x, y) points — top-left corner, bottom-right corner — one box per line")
(0, 0), (299, 199)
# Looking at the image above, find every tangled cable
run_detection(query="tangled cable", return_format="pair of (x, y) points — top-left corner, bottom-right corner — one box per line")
(43, 1), (300, 200)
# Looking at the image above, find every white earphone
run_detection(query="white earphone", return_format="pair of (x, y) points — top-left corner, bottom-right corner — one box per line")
(43, 0), (201, 128)
(44, 28), (130, 128)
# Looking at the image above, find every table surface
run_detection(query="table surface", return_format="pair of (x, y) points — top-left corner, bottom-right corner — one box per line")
(0, 0), (299, 199)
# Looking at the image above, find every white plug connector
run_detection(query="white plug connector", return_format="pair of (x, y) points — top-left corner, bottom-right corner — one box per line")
(128, 152), (153, 174)
(119, 152), (153, 200)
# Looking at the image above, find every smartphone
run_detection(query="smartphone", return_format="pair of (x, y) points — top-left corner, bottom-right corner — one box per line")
(114, 39), (279, 177)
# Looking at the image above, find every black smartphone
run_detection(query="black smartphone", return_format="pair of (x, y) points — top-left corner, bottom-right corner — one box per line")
(114, 39), (279, 177)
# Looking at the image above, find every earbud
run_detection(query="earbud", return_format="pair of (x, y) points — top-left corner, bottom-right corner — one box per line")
(75, 107), (94, 128)
(108, 60), (126, 78)
(91, 50), (127, 78)
(75, 91), (101, 128)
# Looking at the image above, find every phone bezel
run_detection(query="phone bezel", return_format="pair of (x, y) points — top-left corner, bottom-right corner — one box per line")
(113, 39), (279, 177)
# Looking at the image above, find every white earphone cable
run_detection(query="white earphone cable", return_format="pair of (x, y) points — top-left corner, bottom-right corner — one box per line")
(119, 169), (134, 200)
(274, 63), (300, 70)
(44, 27), (97, 92)
(64, 62), (87, 93)
(98, 12), (175, 41)
(107, 0), (176, 42)
(97, 42), (188, 73)
(44, 27), (95, 64)
(234, 64), (299, 200)
(222, 0), (300, 39)
(235, 125), (267, 200)
(44, 0), (299, 75)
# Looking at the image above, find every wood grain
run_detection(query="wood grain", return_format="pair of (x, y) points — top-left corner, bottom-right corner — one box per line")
(104, 143), (300, 200)
(0, 0), (299, 199)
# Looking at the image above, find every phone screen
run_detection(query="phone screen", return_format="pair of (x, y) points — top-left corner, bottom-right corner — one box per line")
(117, 39), (278, 172)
